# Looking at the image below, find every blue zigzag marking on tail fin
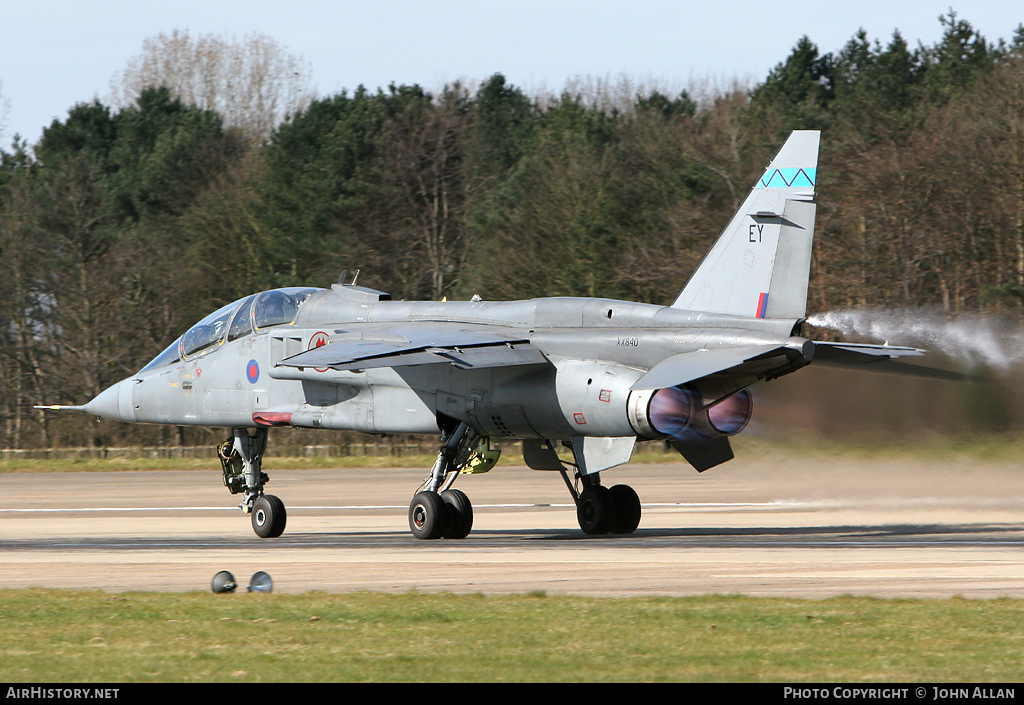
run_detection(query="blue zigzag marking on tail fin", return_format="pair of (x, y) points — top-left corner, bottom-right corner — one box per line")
(756, 167), (816, 189)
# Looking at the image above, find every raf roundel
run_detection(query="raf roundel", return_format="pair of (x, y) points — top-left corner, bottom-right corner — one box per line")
(246, 359), (260, 384)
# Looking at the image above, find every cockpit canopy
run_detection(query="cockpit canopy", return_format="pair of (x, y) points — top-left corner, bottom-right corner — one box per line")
(140, 287), (322, 373)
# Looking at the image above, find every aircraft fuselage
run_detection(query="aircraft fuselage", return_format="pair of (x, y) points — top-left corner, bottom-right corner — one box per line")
(92, 291), (807, 444)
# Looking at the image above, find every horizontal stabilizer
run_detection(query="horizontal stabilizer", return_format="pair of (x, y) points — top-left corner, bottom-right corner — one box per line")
(813, 341), (923, 358)
(812, 342), (972, 381)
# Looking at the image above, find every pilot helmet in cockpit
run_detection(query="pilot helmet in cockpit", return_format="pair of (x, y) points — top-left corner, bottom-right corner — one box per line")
(253, 290), (297, 329)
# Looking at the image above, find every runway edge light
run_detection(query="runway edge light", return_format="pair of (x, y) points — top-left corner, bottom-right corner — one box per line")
(248, 571), (273, 593)
(211, 570), (237, 593)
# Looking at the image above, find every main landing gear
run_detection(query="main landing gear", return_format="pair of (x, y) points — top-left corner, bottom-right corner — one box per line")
(553, 444), (642, 536)
(408, 429), (642, 539)
(219, 427), (287, 538)
(408, 422), (499, 540)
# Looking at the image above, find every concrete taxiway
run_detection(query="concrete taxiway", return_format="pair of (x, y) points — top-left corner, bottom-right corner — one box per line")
(2, 451), (1023, 597)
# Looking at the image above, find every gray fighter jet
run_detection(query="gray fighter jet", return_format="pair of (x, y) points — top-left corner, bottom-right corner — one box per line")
(40, 130), (942, 539)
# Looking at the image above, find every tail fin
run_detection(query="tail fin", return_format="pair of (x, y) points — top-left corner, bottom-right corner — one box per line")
(672, 130), (820, 319)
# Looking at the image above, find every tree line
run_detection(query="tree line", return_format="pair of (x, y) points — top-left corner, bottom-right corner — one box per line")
(2, 13), (1023, 449)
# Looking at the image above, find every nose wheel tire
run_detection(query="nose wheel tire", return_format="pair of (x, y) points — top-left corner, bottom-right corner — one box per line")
(252, 494), (287, 538)
(409, 491), (451, 540)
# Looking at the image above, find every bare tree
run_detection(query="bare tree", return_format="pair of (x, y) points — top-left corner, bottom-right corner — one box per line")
(110, 30), (314, 142)
(372, 85), (478, 301)
(0, 80), (10, 141)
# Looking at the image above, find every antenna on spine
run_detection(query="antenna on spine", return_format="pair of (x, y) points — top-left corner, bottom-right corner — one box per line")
(336, 269), (361, 286)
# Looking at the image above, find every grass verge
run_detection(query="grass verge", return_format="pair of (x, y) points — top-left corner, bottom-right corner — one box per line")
(1, 590), (1022, 682)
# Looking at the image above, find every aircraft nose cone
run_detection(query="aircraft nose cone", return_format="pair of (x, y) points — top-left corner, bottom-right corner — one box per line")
(82, 379), (136, 422)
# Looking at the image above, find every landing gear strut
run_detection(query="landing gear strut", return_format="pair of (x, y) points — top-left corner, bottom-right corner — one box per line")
(408, 422), (498, 540)
(219, 427), (287, 538)
(554, 442), (642, 535)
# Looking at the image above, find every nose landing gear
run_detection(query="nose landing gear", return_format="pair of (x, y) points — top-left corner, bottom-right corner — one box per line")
(219, 427), (287, 538)
(251, 493), (287, 539)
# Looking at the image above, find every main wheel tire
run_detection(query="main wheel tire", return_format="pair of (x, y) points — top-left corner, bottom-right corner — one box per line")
(252, 494), (287, 538)
(409, 491), (450, 540)
(609, 484), (642, 534)
(440, 489), (473, 539)
(576, 486), (616, 535)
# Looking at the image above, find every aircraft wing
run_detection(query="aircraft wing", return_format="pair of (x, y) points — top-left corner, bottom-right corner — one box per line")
(277, 322), (549, 371)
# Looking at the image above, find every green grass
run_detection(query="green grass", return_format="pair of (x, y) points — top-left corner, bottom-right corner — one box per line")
(1, 590), (1022, 682)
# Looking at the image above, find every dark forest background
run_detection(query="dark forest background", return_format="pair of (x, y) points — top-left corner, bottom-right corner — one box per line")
(4, 12), (1024, 450)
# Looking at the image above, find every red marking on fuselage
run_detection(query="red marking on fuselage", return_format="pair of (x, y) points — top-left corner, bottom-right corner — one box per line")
(252, 412), (293, 427)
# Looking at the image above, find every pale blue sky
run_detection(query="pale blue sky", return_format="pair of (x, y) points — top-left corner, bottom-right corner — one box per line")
(1, 1), (1019, 145)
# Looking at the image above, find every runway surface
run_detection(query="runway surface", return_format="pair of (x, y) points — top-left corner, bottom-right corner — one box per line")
(2, 450), (1024, 598)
